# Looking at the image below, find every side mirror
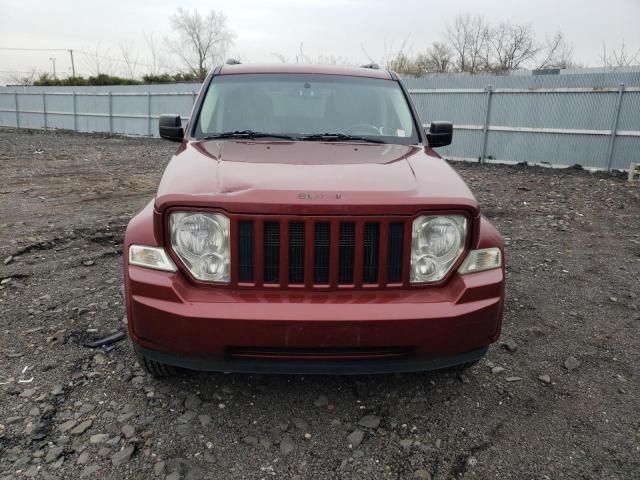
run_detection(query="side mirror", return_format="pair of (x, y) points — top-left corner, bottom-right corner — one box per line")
(159, 114), (184, 142)
(425, 121), (453, 148)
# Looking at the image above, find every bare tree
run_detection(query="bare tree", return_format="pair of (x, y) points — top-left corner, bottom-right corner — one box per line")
(144, 32), (167, 75)
(535, 31), (575, 69)
(6, 68), (39, 85)
(360, 43), (376, 65)
(271, 51), (351, 66)
(379, 38), (408, 70)
(443, 14), (579, 73)
(314, 54), (351, 66)
(295, 42), (309, 64)
(119, 43), (140, 79)
(387, 53), (422, 75)
(81, 43), (115, 76)
(488, 22), (539, 72)
(445, 14), (489, 73)
(601, 41), (640, 68)
(270, 52), (289, 63)
(385, 41), (454, 76)
(361, 36), (412, 71)
(166, 8), (236, 81)
(416, 42), (454, 73)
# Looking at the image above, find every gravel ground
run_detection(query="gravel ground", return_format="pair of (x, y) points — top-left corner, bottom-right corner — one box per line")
(1, 128), (639, 480)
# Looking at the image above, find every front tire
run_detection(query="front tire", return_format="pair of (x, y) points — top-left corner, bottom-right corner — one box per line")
(134, 347), (177, 377)
(448, 359), (480, 371)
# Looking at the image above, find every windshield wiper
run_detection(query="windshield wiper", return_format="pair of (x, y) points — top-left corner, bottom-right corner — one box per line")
(201, 130), (297, 141)
(299, 133), (385, 144)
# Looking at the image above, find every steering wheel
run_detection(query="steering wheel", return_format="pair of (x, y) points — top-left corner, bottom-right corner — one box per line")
(340, 123), (382, 136)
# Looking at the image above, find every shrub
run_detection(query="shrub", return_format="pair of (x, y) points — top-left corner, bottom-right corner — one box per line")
(142, 72), (199, 84)
(33, 74), (142, 86)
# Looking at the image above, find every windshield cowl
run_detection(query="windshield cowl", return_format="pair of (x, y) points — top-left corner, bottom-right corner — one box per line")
(298, 133), (386, 144)
(201, 130), (297, 141)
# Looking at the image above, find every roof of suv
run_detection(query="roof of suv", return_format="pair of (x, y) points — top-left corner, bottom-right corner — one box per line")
(218, 63), (393, 80)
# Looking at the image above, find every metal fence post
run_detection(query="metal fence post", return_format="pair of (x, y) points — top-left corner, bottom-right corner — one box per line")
(479, 85), (493, 163)
(72, 92), (77, 132)
(606, 83), (625, 172)
(191, 91), (196, 104)
(108, 92), (113, 134)
(14, 92), (19, 129)
(147, 92), (151, 137)
(42, 92), (47, 129)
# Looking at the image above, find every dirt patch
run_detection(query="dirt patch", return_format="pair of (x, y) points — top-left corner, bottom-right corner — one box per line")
(1, 128), (639, 480)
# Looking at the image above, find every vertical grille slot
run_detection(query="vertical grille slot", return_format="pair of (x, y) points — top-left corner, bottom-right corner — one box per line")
(314, 223), (330, 284)
(338, 223), (355, 283)
(238, 221), (254, 282)
(288, 222), (305, 283)
(263, 222), (280, 283)
(387, 222), (404, 282)
(363, 223), (380, 283)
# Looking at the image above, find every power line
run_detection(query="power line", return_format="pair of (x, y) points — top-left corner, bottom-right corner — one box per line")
(1, 45), (157, 73)
(2, 47), (77, 76)
(74, 50), (155, 69)
(2, 46), (156, 69)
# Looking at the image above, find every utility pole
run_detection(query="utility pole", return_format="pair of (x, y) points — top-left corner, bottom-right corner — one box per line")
(69, 49), (76, 77)
(49, 56), (57, 78)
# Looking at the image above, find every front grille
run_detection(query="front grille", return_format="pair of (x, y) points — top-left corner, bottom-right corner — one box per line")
(233, 216), (407, 288)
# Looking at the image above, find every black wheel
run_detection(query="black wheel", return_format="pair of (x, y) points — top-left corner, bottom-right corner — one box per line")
(440, 356), (483, 373)
(134, 347), (177, 377)
(449, 359), (480, 371)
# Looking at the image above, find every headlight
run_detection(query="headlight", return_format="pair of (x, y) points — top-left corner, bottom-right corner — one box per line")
(170, 212), (230, 282)
(411, 215), (467, 283)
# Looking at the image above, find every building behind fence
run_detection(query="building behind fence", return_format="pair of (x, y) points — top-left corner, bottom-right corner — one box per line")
(1, 68), (639, 170)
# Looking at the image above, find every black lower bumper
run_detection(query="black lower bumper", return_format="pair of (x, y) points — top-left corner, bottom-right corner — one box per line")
(134, 345), (488, 375)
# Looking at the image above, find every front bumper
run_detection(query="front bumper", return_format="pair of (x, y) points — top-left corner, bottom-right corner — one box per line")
(135, 344), (488, 375)
(125, 265), (504, 374)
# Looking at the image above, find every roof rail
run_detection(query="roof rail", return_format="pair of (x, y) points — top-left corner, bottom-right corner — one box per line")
(360, 63), (380, 70)
(225, 58), (242, 65)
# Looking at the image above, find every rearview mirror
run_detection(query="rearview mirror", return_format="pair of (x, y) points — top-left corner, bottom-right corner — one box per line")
(159, 114), (184, 142)
(426, 122), (453, 148)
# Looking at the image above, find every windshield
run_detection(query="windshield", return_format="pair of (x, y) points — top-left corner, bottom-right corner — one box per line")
(193, 74), (419, 144)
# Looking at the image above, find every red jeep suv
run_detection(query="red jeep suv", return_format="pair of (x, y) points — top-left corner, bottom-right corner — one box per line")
(124, 62), (505, 376)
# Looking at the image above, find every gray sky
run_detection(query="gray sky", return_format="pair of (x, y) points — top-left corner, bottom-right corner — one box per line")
(1, 0), (639, 81)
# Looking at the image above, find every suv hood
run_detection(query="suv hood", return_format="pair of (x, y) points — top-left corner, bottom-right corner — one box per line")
(155, 140), (479, 216)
